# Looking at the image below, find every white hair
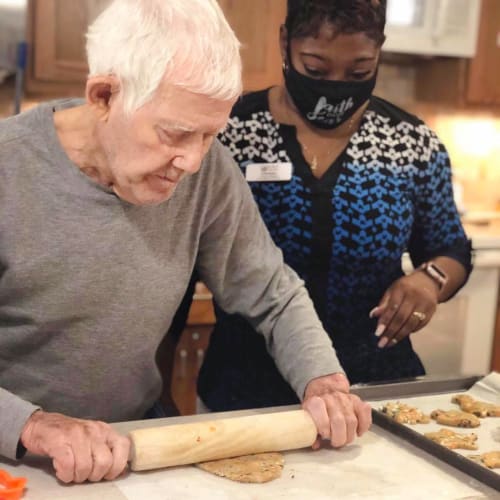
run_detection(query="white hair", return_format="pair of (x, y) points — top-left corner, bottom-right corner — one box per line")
(86, 0), (242, 113)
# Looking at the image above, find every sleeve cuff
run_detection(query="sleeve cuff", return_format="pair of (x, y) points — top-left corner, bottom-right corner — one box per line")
(0, 389), (40, 460)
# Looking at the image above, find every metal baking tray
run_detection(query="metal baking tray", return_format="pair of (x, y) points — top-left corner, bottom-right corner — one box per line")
(351, 375), (500, 492)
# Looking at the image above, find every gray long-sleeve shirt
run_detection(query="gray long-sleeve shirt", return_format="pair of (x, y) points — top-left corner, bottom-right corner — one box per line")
(0, 100), (342, 460)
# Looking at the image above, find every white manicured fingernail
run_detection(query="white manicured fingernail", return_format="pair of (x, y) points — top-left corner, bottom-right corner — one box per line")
(378, 336), (389, 349)
(369, 307), (378, 318)
(374, 324), (386, 337)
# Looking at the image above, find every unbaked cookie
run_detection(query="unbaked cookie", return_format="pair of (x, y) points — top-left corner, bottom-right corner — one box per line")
(196, 452), (284, 483)
(381, 402), (430, 424)
(430, 409), (480, 428)
(424, 428), (478, 450)
(452, 394), (500, 418)
(468, 451), (500, 469)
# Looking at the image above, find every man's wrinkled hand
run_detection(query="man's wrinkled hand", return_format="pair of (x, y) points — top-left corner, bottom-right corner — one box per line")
(303, 373), (372, 449)
(20, 410), (130, 483)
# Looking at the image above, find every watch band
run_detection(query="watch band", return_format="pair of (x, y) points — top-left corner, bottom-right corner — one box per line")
(419, 261), (448, 290)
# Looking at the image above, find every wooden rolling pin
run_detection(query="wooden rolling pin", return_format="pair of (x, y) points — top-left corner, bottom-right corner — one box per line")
(129, 409), (317, 471)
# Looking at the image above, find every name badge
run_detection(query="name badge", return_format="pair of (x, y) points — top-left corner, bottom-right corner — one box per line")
(245, 162), (293, 182)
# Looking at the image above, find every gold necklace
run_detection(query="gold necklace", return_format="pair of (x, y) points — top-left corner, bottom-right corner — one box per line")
(300, 142), (334, 171)
(299, 116), (358, 172)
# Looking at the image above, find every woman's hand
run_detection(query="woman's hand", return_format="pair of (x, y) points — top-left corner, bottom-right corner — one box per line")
(369, 272), (440, 348)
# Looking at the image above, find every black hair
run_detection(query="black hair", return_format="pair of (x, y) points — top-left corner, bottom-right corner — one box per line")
(285, 0), (387, 45)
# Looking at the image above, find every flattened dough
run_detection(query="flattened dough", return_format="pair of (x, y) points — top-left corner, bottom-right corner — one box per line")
(196, 452), (284, 483)
(424, 428), (478, 450)
(469, 451), (500, 469)
(452, 394), (500, 418)
(381, 401), (430, 424)
(430, 409), (480, 428)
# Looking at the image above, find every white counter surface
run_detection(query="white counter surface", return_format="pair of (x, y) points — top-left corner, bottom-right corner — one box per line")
(464, 219), (500, 253)
(1, 407), (498, 500)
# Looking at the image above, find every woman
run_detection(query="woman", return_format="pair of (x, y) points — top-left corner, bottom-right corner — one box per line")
(193, 0), (472, 411)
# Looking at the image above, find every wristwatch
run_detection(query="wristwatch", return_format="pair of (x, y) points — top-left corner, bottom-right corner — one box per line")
(418, 261), (448, 290)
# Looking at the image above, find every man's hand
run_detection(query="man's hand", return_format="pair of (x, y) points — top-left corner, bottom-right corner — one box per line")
(20, 410), (130, 483)
(303, 373), (372, 449)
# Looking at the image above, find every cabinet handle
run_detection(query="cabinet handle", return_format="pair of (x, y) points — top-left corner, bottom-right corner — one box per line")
(192, 332), (200, 341)
(196, 348), (204, 367)
(178, 349), (188, 377)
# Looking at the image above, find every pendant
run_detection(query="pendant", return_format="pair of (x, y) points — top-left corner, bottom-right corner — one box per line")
(310, 155), (318, 171)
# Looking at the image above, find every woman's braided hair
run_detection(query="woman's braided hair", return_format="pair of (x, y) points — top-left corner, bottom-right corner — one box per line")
(285, 0), (387, 45)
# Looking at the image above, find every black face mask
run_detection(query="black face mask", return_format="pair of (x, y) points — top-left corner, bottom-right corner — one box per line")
(284, 61), (377, 130)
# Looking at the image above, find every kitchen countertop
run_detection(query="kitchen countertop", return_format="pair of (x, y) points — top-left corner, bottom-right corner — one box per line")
(463, 218), (500, 251)
(463, 218), (500, 267)
(1, 406), (498, 500)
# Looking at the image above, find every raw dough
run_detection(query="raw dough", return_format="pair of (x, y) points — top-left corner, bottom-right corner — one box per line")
(468, 451), (500, 469)
(196, 452), (285, 483)
(381, 401), (430, 424)
(430, 409), (480, 428)
(452, 394), (500, 417)
(424, 428), (478, 450)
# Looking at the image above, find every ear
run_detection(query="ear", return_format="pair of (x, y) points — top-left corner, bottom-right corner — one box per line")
(85, 75), (121, 120)
(279, 25), (288, 64)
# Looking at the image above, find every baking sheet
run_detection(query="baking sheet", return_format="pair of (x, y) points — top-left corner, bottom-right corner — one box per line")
(115, 426), (498, 500)
(368, 372), (500, 491)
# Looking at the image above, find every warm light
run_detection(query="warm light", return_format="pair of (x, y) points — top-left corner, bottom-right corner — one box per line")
(445, 118), (497, 158)
(0, 0), (26, 7)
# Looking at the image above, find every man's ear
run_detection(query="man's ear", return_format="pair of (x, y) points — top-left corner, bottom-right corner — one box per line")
(85, 75), (121, 120)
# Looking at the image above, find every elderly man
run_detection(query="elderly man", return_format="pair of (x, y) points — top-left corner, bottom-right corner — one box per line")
(0, 0), (371, 484)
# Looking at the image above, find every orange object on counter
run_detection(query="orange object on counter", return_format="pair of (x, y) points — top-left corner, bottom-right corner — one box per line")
(0, 469), (27, 500)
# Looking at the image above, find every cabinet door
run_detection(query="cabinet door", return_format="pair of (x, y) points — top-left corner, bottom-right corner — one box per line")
(415, 0), (500, 106)
(171, 325), (213, 415)
(492, 279), (500, 372)
(466, 0), (500, 104)
(218, 0), (286, 90)
(31, 0), (107, 82)
(28, 0), (286, 94)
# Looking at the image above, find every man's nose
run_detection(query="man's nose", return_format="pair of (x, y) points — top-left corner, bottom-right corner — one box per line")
(172, 138), (207, 174)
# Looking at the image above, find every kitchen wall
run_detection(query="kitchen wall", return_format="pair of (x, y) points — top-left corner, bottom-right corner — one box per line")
(375, 61), (500, 213)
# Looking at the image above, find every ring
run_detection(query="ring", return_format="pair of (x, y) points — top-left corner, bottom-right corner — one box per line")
(412, 311), (426, 322)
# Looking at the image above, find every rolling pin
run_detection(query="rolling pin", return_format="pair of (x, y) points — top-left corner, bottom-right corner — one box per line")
(129, 409), (317, 471)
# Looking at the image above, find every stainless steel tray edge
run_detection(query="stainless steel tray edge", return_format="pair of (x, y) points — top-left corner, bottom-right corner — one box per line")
(350, 375), (483, 400)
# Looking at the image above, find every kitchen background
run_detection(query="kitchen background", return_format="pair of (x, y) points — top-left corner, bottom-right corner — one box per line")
(0, 0), (499, 414)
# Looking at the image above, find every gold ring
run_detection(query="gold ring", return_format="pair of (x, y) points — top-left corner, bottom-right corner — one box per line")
(412, 311), (426, 322)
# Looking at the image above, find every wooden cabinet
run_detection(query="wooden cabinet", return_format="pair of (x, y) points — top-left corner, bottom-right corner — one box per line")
(170, 284), (215, 415)
(491, 279), (500, 372)
(26, 0), (107, 95)
(416, 0), (500, 106)
(218, 0), (286, 90)
(466, 0), (500, 104)
(26, 0), (286, 96)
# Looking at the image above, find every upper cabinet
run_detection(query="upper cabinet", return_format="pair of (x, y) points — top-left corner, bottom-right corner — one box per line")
(26, 0), (286, 96)
(26, 0), (107, 95)
(416, 0), (500, 106)
(383, 0), (482, 58)
(218, 0), (286, 91)
(465, 0), (500, 104)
